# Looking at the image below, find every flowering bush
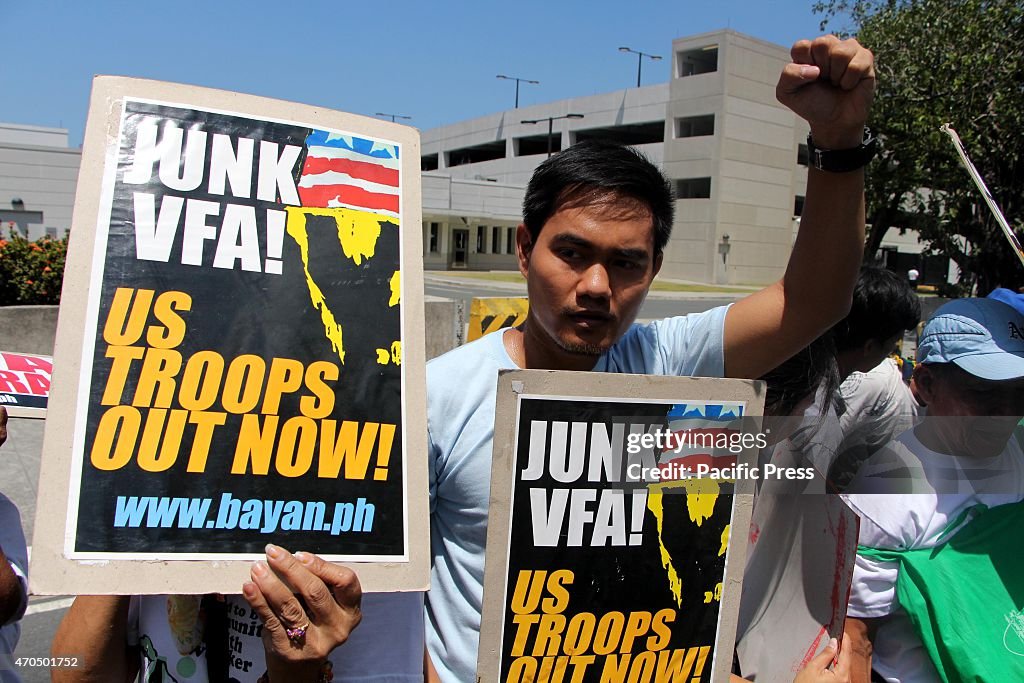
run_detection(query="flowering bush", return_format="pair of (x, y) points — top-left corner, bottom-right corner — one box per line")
(0, 234), (68, 305)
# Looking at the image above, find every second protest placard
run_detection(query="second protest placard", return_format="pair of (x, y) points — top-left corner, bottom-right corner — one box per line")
(479, 370), (765, 683)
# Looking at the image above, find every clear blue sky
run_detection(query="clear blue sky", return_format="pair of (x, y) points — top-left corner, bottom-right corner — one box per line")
(2, 1), (829, 147)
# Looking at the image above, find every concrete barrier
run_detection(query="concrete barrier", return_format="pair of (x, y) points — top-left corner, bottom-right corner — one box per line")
(1, 300), (466, 360)
(0, 305), (59, 355)
(425, 297), (465, 359)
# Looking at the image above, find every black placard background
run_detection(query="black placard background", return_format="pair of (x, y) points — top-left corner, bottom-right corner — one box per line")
(498, 397), (734, 681)
(74, 101), (404, 556)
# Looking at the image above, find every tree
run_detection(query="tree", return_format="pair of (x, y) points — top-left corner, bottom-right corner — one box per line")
(815, 0), (1024, 294)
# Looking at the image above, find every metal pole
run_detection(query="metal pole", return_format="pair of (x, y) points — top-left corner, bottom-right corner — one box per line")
(636, 54), (643, 88)
(375, 112), (411, 123)
(523, 114), (581, 157)
(499, 74), (538, 108)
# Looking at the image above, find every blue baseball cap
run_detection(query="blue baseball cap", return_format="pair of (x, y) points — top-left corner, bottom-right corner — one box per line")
(917, 298), (1024, 380)
(988, 287), (1024, 317)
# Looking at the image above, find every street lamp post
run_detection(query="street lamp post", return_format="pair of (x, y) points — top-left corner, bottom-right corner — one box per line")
(497, 74), (539, 108)
(521, 114), (584, 158)
(375, 112), (412, 123)
(618, 46), (662, 88)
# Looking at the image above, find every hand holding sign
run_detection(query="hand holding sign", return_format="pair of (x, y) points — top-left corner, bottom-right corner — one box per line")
(242, 544), (362, 678)
(793, 638), (852, 683)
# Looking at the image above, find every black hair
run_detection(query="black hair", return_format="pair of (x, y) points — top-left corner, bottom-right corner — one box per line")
(522, 140), (674, 253)
(760, 333), (840, 418)
(831, 266), (921, 351)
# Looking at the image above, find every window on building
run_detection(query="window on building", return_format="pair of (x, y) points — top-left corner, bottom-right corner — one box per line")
(794, 195), (805, 217)
(506, 227), (515, 254)
(421, 154), (439, 171)
(515, 133), (562, 156)
(476, 225), (486, 253)
(492, 226), (502, 254)
(573, 121), (664, 147)
(445, 141), (506, 167)
(677, 46), (719, 77)
(676, 114), (715, 138)
(797, 143), (809, 167)
(675, 177), (712, 199)
(429, 222), (440, 253)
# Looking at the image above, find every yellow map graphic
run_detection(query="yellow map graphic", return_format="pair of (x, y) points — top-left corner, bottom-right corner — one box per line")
(703, 525), (730, 604)
(388, 270), (401, 307)
(376, 341), (402, 365)
(285, 206), (396, 365)
(646, 478), (730, 607)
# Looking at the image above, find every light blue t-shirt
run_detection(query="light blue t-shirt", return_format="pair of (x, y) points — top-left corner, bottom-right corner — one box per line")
(425, 308), (729, 681)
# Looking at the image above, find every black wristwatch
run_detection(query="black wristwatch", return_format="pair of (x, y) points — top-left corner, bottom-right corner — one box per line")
(806, 128), (877, 172)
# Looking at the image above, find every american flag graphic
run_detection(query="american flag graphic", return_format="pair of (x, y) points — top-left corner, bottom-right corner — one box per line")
(298, 130), (400, 218)
(658, 402), (745, 480)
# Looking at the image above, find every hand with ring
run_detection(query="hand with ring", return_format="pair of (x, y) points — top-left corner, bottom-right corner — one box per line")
(242, 544), (362, 681)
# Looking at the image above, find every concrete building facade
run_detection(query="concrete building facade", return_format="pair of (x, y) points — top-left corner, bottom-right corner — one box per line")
(420, 28), (941, 284)
(420, 29), (815, 284)
(421, 174), (522, 271)
(662, 31), (807, 284)
(0, 123), (80, 240)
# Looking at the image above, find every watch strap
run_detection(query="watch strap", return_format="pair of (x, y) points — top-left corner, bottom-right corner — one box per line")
(807, 128), (877, 173)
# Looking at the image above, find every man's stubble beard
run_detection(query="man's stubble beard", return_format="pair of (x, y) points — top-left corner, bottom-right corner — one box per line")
(523, 308), (622, 359)
(553, 307), (623, 357)
(556, 338), (607, 356)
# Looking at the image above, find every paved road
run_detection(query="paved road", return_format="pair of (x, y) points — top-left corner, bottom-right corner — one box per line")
(11, 602), (67, 683)
(425, 279), (739, 322)
(3, 280), (742, 680)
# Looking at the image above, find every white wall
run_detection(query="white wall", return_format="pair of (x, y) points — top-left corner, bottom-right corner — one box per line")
(421, 175), (524, 270)
(0, 123), (80, 239)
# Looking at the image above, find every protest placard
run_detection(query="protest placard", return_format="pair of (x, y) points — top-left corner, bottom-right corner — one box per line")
(479, 370), (765, 683)
(30, 76), (427, 594)
(0, 351), (52, 418)
(736, 472), (858, 680)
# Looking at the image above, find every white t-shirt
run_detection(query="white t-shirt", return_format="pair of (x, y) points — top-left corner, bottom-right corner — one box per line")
(129, 592), (423, 682)
(0, 494), (28, 683)
(842, 429), (1024, 682)
(831, 359), (920, 490)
